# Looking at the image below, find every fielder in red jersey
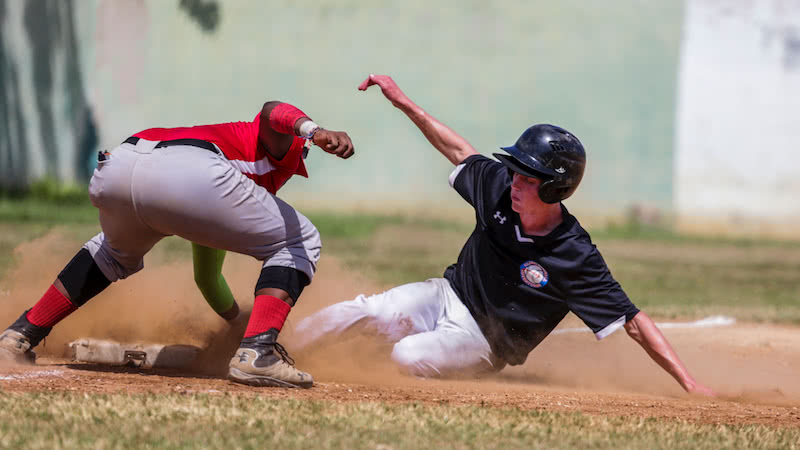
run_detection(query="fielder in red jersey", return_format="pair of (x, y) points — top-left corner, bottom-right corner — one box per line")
(0, 100), (353, 389)
(133, 112), (310, 194)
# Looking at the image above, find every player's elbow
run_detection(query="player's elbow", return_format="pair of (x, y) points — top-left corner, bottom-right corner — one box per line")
(261, 101), (283, 117)
(624, 313), (644, 342)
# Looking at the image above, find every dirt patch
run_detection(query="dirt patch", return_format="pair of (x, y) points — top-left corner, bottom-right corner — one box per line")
(2, 230), (800, 428)
(2, 362), (799, 428)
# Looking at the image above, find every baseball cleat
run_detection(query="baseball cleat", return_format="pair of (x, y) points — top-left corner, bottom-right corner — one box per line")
(0, 329), (36, 365)
(228, 328), (313, 389)
(0, 310), (51, 365)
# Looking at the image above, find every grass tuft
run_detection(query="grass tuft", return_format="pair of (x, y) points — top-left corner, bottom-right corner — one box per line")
(0, 392), (797, 450)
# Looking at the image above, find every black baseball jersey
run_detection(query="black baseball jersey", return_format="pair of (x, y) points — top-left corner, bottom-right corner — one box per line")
(444, 154), (640, 366)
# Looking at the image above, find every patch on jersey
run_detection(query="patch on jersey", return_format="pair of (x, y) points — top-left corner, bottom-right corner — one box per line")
(520, 261), (548, 288)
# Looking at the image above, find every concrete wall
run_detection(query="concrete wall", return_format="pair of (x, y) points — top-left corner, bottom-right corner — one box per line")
(675, 0), (800, 228)
(1, 0), (94, 187)
(3, 0), (683, 214)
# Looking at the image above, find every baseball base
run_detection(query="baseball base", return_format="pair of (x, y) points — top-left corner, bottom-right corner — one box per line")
(68, 339), (201, 369)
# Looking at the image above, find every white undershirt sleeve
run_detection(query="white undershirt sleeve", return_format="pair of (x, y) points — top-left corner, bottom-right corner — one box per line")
(448, 163), (467, 188)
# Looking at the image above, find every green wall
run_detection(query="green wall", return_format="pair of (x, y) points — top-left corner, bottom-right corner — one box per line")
(3, 0), (683, 212)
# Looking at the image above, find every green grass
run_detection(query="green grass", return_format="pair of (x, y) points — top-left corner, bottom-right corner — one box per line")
(1, 198), (799, 323)
(307, 210), (472, 239)
(308, 210), (471, 285)
(604, 245), (800, 322)
(0, 180), (98, 224)
(0, 197), (98, 225)
(0, 392), (796, 450)
(594, 221), (800, 249)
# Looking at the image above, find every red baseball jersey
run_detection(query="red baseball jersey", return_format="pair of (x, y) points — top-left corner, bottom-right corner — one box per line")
(133, 113), (308, 194)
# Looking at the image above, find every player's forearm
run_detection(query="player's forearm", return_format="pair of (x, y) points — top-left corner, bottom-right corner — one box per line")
(394, 97), (479, 166)
(625, 312), (698, 392)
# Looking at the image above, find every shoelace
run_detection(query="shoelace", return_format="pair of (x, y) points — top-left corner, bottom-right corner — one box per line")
(272, 342), (295, 366)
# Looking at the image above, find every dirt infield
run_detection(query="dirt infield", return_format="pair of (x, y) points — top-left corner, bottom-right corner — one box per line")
(1, 360), (799, 428)
(1, 233), (800, 428)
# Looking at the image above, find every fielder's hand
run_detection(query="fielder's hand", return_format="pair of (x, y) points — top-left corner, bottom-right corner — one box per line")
(358, 74), (408, 107)
(312, 129), (354, 159)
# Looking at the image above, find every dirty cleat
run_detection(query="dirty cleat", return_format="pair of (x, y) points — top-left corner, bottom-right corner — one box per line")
(0, 310), (52, 365)
(228, 328), (313, 389)
(0, 330), (36, 365)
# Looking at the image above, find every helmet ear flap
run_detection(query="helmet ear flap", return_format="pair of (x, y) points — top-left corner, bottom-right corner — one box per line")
(508, 168), (561, 204)
(538, 179), (580, 204)
(537, 179), (560, 204)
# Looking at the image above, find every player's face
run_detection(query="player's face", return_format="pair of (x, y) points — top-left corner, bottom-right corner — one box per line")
(510, 172), (544, 213)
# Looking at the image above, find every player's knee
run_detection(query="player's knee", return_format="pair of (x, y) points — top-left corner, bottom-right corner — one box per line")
(360, 294), (387, 318)
(307, 222), (321, 244)
(304, 224), (321, 265)
(255, 266), (310, 305)
(82, 237), (143, 282)
(391, 340), (441, 378)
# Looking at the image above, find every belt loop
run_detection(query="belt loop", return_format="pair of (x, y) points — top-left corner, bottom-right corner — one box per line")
(133, 138), (158, 154)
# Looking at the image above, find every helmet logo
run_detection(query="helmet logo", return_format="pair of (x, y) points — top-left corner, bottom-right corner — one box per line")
(555, 167), (566, 174)
(520, 261), (548, 288)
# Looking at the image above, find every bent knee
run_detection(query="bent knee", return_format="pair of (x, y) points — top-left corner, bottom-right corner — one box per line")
(391, 340), (441, 378)
(304, 224), (321, 262)
(307, 222), (320, 242)
(82, 237), (143, 282)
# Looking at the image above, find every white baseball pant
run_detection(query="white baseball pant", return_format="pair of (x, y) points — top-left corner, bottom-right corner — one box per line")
(83, 138), (320, 282)
(295, 278), (500, 378)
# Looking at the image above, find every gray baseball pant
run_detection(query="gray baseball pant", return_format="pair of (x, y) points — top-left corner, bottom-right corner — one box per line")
(83, 138), (320, 283)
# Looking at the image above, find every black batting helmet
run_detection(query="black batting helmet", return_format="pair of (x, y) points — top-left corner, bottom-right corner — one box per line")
(493, 124), (586, 204)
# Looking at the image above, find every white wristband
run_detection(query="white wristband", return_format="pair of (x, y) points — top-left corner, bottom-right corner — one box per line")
(298, 120), (320, 139)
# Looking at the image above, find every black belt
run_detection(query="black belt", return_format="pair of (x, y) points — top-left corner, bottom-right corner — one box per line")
(123, 136), (220, 155)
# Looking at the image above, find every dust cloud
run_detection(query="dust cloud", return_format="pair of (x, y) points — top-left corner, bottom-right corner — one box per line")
(0, 230), (253, 373)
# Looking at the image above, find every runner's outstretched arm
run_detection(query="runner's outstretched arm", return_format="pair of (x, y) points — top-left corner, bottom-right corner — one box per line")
(358, 74), (478, 165)
(624, 311), (714, 396)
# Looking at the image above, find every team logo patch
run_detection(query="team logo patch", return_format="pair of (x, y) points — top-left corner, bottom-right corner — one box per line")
(520, 261), (548, 288)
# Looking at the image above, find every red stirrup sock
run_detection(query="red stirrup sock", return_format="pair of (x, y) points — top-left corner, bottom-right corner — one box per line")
(268, 103), (308, 135)
(26, 284), (78, 327)
(243, 295), (291, 338)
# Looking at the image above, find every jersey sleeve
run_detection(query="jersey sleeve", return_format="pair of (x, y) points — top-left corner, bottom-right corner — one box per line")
(566, 247), (640, 340)
(449, 154), (509, 221)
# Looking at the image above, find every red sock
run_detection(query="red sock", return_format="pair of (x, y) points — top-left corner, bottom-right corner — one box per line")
(26, 284), (78, 327)
(244, 295), (291, 338)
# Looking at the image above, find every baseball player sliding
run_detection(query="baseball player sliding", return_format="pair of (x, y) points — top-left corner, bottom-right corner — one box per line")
(296, 74), (714, 396)
(0, 100), (354, 389)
